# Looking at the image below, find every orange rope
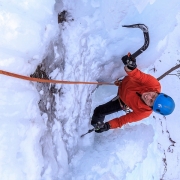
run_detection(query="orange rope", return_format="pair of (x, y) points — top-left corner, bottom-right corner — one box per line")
(0, 70), (114, 85)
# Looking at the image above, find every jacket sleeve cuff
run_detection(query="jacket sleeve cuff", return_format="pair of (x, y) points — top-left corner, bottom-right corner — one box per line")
(108, 118), (123, 129)
(125, 67), (137, 76)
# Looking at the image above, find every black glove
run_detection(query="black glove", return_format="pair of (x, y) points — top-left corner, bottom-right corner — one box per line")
(92, 121), (104, 130)
(95, 122), (110, 133)
(122, 54), (137, 70)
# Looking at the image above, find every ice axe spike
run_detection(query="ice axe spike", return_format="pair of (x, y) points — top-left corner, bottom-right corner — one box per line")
(81, 128), (94, 137)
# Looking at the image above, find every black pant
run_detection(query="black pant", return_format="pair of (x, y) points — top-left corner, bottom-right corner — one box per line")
(91, 98), (122, 125)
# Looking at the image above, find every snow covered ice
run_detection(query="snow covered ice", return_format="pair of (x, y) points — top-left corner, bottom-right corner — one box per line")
(0, 0), (180, 179)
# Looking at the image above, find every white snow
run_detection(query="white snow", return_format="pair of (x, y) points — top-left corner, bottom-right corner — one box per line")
(0, 0), (180, 179)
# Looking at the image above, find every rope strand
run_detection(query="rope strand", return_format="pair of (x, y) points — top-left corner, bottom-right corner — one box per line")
(0, 70), (114, 85)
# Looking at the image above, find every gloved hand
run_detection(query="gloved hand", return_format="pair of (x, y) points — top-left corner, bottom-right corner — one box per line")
(121, 54), (137, 70)
(92, 121), (105, 131)
(95, 122), (110, 133)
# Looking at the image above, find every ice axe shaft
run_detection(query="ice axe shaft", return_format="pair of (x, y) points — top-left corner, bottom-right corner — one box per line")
(81, 128), (94, 137)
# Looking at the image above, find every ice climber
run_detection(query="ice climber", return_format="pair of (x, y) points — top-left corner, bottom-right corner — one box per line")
(91, 54), (175, 133)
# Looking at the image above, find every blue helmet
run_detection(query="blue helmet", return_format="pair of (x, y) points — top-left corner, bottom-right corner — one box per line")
(153, 93), (175, 115)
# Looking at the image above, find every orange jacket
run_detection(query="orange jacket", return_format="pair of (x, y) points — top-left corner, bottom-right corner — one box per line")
(109, 68), (161, 128)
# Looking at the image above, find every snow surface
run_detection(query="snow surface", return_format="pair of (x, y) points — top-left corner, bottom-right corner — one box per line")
(0, 0), (180, 179)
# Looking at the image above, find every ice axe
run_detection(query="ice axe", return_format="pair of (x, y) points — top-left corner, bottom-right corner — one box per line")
(81, 122), (105, 137)
(122, 24), (150, 58)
